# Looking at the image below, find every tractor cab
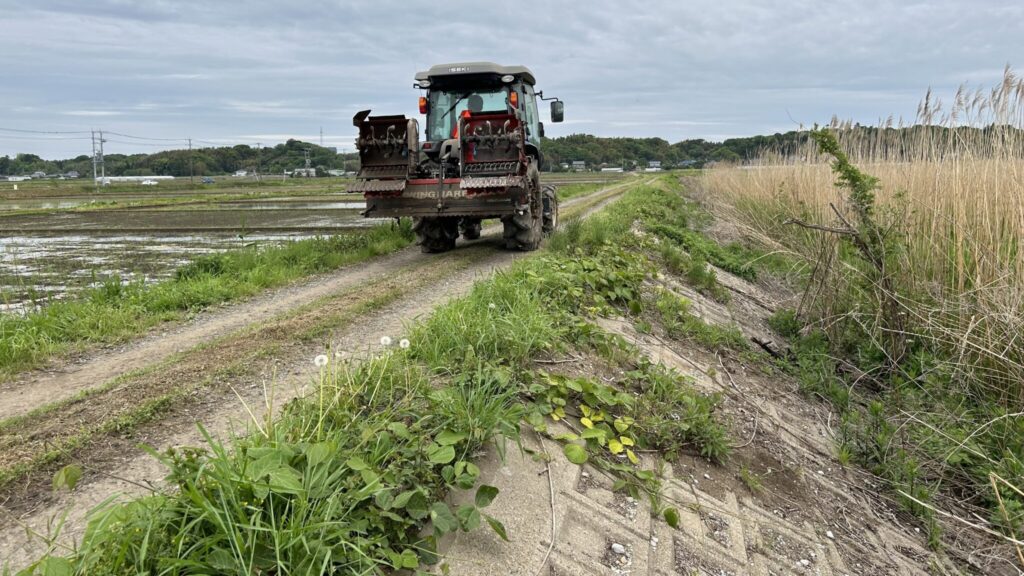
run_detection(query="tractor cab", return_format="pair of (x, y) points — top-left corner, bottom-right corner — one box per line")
(414, 62), (563, 165)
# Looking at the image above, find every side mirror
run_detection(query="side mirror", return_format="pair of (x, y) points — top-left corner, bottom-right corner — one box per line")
(538, 122), (545, 138)
(550, 101), (564, 123)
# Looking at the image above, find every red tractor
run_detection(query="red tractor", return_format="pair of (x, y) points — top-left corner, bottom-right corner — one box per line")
(351, 62), (564, 252)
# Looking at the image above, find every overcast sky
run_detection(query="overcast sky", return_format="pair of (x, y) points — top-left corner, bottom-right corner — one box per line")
(1, 0), (1021, 159)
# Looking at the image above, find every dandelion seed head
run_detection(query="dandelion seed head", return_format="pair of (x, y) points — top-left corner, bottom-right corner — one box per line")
(380, 336), (393, 347)
(399, 338), (410, 349)
(314, 354), (329, 367)
(488, 302), (497, 310)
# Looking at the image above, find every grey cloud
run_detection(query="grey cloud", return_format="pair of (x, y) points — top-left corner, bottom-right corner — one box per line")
(1, 0), (1021, 157)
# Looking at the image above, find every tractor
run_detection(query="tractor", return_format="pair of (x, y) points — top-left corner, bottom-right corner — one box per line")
(350, 62), (564, 252)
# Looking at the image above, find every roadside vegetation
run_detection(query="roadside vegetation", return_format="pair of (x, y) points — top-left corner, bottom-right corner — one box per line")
(704, 70), (1024, 551)
(551, 181), (606, 201)
(0, 222), (414, 379)
(15, 177), (741, 575)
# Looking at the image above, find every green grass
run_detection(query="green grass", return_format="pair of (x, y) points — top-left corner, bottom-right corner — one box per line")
(739, 467), (764, 494)
(553, 182), (605, 201)
(0, 222), (415, 378)
(654, 291), (748, 351)
(16, 178), (733, 574)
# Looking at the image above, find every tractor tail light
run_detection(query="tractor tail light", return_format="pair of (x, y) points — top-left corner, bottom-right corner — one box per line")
(418, 97), (428, 114)
(509, 91), (518, 108)
(453, 111), (472, 138)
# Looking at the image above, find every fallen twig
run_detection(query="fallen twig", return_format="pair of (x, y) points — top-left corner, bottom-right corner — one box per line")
(534, 434), (557, 576)
(732, 412), (760, 449)
(897, 490), (1024, 548)
(782, 217), (857, 236)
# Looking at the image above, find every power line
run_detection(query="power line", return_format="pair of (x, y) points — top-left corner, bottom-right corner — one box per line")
(103, 131), (188, 142)
(103, 139), (187, 147)
(0, 135), (93, 141)
(0, 127), (92, 135)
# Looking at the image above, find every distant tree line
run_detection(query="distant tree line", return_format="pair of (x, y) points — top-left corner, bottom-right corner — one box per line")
(0, 139), (360, 178)
(539, 132), (813, 170)
(5, 126), (1018, 177)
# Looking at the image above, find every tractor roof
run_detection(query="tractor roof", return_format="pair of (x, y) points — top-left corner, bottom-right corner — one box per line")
(415, 62), (536, 86)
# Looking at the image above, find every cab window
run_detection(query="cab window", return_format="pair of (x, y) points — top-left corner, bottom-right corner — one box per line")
(522, 85), (541, 145)
(426, 89), (507, 141)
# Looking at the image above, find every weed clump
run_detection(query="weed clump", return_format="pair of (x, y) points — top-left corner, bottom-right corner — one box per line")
(655, 291), (747, 351)
(24, 354), (515, 574)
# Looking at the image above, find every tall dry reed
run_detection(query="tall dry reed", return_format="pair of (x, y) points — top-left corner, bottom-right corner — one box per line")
(705, 67), (1024, 400)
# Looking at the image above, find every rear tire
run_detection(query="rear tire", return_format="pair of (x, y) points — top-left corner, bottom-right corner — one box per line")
(502, 162), (544, 251)
(502, 207), (543, 251)
(414, 217), (458, 253)
(542, 185), (558, 235)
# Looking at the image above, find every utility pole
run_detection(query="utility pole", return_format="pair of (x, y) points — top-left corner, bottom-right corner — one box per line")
(304, 148), (312, 177)
(255, 142), (263, 186)
(188, 138), (194, 185)
(98, 130), (106, 183)
(319, 126), (323, 147)
(91, 130), (98, 191)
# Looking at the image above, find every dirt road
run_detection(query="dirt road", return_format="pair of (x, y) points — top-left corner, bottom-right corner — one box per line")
(0, 179), (640, 569)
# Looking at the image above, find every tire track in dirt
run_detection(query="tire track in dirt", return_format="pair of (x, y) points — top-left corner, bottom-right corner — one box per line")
(0, 178), (644, 569)
(0, 178), (637, 422)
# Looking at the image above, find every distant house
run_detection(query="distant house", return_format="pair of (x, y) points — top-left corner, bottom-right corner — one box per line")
(292, 168), (317, 178)
(31, 171), (46, 179)
(570, 160), (586, 172)
(644, 160), (662, 173)
(65, 170), (80, 179)
(233, 170), (249, 177)
(7, 176), (31, 182)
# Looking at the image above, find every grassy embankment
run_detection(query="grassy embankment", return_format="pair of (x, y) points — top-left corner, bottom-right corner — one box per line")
(17, 177), (748, 575)
(703, 71), (1024, 550)
(0, 223), (415, 379)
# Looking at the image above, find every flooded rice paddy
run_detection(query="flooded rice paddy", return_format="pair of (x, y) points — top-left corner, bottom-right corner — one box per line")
(0, 192), (384, 313)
